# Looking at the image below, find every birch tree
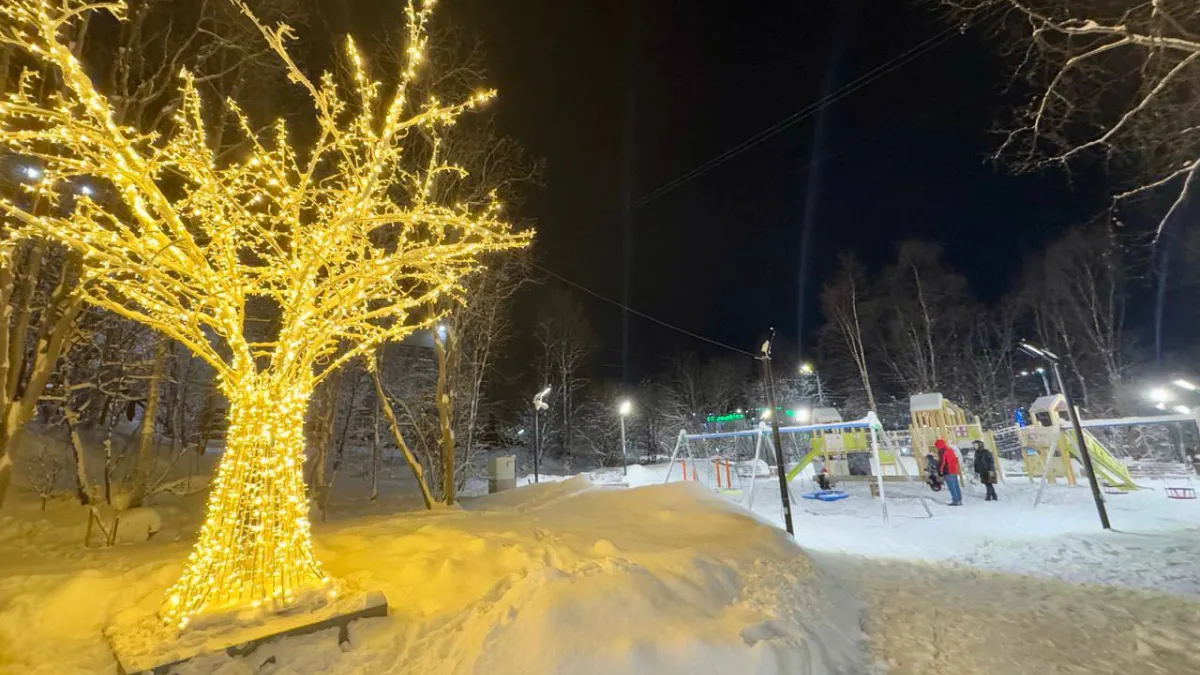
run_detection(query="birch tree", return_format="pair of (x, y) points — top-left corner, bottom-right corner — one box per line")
(819, 253), (879, 412)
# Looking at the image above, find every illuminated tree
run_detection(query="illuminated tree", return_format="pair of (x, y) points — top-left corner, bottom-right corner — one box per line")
(0, 0), (530, 628)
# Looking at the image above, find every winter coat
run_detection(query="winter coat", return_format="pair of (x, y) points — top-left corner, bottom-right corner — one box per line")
(974, 447), (997, 484)
(937, 445), (960, 476)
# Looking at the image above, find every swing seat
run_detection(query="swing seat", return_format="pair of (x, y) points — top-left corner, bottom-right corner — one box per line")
(1166, 486), (1197, 500)
(801, 490), (850, 502)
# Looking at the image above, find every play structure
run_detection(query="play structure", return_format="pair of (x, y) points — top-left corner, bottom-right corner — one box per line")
(908, 393), (1000, 482)
(1019, 395), (1138, 491)
(663, 413), (933, 522)
(1016, 394), (1200, 501)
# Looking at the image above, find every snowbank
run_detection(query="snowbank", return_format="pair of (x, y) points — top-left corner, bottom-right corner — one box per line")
(0, 478), (868, 674)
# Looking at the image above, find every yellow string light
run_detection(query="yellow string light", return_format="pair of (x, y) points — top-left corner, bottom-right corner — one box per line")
(0, 0), (529, 629)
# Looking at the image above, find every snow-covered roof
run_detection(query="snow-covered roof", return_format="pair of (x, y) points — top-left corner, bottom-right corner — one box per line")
(812, 407), (843, 424)
(909, 393), (944, 413)
(1030, 394), (1065, 414)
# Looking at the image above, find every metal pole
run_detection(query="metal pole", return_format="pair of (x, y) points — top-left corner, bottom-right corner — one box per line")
(816, 374), (824, 406)
(1051, 361), (1111, 529)
(533, 404), (540, 484)
(761, 333), (795, 536)
(620, 414), (628, 476)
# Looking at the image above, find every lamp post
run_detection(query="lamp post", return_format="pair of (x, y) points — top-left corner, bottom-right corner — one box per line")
(799, 362), (824, 405)
(760, 329), (794, 536)
(618, 399), (632, 476)
(532, 386), (551, 484)
(1019, 342), (1110, 529)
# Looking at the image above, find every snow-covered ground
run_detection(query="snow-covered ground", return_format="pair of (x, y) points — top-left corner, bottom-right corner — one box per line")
(1, 453), (1198, 674)
(0, 476), (868, 674)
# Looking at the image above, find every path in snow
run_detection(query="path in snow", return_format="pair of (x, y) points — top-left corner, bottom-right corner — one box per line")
(833, 555), (1200, 675)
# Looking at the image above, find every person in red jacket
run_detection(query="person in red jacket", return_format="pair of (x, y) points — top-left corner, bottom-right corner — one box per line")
(935, 439), (962, 506)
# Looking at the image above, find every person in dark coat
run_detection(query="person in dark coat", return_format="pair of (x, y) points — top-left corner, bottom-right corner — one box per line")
(924, 451), (943, 491)
(972, 439), (998, 501)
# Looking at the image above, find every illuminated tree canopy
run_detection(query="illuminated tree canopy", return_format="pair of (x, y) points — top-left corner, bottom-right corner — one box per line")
(0, 0), (530, 627)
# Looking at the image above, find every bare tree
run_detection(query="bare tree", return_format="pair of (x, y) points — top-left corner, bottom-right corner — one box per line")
(938, 1), (1200, 239)
(16, 435), (62, 509)
(1015, 223), (1135, 412)
(962, 299), (1021, 424)
(658, 351), (750, 429)
(536, 290), (596, 457)
(819, 253), (879, 412)
(875, 241), (973, 395)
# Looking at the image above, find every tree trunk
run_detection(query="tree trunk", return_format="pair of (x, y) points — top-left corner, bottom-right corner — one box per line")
(371, 363), (434, 510)
(307, 371), (341, 502)
(130, 337), (167, 507)
(433, 329), (457, 505)
(319, 374), (361, 520)
(64, 411), (91, 505)
(0, 257), (84, 510)
(163, 376), (326, 627)
(370, 401), (380, 501)
(0, 439), (14, 511)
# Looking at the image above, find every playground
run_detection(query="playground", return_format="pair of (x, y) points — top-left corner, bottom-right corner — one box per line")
(659, 391), (1199, 529)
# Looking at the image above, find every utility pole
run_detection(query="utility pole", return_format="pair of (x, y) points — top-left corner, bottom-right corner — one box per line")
(532, 386), (550, 484)
(760, 329), (794, 536)
(1020, 342), (1111, 529)
(618, 399), (632, 476)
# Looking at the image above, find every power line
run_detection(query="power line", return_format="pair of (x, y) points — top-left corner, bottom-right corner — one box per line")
(634, 25), (961, 210)
(531, 261), (757, 358)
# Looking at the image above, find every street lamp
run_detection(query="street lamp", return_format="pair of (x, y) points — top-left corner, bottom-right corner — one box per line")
(1173, 379), (1198, 392)
(1147, 387), (1175, 405)
(532, 386), (551, 484)
(618, 399), (632, 476)
(1018, 341), (1110, 529)
(1019, 368), (1052, 395)
(798, 362), (824, 405)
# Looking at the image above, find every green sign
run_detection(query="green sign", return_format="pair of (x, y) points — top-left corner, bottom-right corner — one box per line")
(705, 407), (800, 424)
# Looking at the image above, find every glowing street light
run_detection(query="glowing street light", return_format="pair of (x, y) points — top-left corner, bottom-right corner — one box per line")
(1173, 379), (1198, 392)
(78, 183), (93, 197)
(1018, 368), (1052, 395)
(798, 362), (824, 404)
(618, 399), (632, 476)
(1147, 387), (1175, 404)
(19, 164), (41, 180)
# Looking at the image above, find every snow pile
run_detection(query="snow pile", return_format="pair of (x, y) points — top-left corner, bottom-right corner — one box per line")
(0, 477), (868, 674)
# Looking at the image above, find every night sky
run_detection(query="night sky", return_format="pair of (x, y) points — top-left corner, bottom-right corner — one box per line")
(348, 1), (1112, 376)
